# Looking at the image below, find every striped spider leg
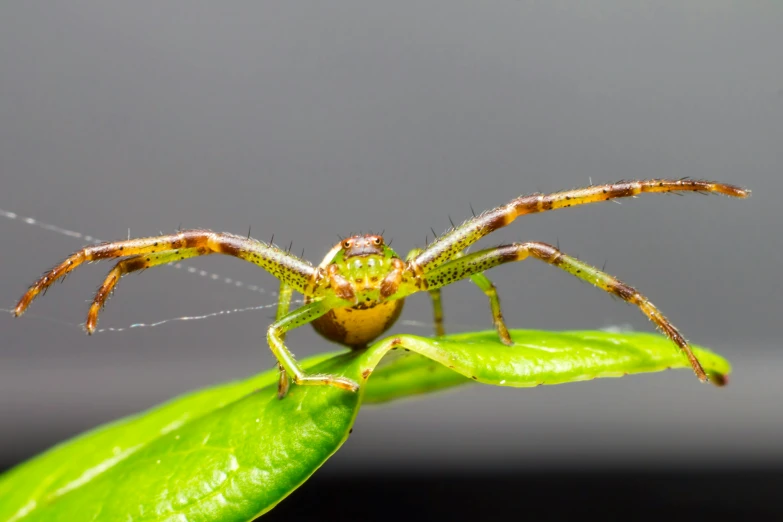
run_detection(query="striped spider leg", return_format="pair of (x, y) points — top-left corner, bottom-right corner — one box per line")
(400, 179), (750, 383)
(14, 229), (360, 396)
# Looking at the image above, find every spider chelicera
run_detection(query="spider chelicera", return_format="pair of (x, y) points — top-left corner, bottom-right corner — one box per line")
(14, 179), (748, 398)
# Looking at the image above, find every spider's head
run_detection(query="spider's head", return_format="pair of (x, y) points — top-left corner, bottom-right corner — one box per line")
(340, 235), (385, 259)
(320, 234), (400, 268)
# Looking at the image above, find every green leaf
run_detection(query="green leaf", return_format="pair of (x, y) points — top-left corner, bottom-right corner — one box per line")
(0, 330), (730, 521)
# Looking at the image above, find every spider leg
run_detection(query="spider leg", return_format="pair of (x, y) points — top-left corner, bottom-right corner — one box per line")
(16, 229), (342, 397)
(87, 249), (204, 332)
(275, 281), (294, 398)
(406, 247), (512, 343)
(413, 179), (749, 272)
(426, 278), (511, 343)
(420, 241), (709, 382)
(407, 248), (445, 337)
(15, 229), (317, 322)
(428, 289), (446, 337)
(268, 300), (359, 397)
(469, 272), (513, 345)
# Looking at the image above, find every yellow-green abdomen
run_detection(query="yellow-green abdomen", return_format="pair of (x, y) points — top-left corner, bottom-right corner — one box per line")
(309, 298), (405, 348)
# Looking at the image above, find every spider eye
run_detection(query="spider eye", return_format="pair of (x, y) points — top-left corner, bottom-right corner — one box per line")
(342, 240), (351, 249)
(373, 237), (382, 245)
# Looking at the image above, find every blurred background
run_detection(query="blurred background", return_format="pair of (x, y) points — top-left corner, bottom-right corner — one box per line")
(0, 2), (780, 519)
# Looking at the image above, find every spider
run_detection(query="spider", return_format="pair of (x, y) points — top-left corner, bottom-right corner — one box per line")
(14, 179), (748, 398)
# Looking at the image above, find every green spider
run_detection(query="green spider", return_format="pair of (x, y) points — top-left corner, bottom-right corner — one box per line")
(14, 179), (748, 398)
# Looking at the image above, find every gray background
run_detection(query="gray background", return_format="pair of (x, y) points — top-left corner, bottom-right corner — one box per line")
(0, 2), (780, 474)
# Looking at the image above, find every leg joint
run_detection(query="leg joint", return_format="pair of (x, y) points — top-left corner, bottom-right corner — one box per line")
(268, 324), (284, 338)
(483, 283), (498, 297)
(521, 241), (562, 264)
(612, 282), (639, 302)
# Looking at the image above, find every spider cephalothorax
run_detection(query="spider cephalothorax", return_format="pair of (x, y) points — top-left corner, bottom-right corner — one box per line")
(14, 179), (749, 398)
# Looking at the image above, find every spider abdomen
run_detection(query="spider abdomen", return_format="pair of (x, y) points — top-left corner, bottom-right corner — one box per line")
(309, 298), (405, 349)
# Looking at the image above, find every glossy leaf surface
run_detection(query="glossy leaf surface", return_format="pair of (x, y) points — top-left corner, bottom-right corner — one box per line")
(0, 330), (730, 521)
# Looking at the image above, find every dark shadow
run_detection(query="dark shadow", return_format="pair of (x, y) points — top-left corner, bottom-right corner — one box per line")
(261, 468), (783, 521)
